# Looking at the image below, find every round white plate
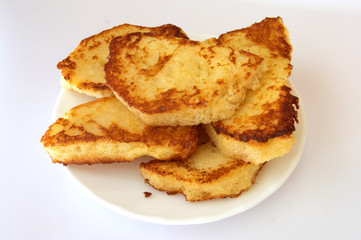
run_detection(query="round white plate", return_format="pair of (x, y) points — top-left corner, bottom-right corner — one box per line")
(52, 34), (307, 225)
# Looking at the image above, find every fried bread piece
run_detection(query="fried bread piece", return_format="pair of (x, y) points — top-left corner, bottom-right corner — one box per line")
(205, 17), (299, 164)
(40, 97), (199, 165)
(105, 33), (267, 126)
(57, 24), (189, 98)
(139, 142), (263, 202)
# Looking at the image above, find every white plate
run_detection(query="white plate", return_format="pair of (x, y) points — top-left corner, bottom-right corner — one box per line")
(52, 34), (307, 225)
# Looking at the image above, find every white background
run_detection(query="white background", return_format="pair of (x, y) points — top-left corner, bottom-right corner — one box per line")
(1, 0), (361, 239)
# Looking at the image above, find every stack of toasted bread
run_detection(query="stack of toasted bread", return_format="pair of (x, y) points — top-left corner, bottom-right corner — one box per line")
(41, 17), (299, 202)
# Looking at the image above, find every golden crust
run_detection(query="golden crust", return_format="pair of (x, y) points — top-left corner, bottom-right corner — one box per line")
(57, 24), (189, 98)
(218, 17), (293, 80)
(220, 17), (292, 59)
(40, 97), (199, 165)
(139, 142), (263, 201)
(211, 85), (298, 143)
(105, 33), (266, 126)
(204, 124), (296, 165)
(41, 117), (198, 149)
(205, 17), (298, 164)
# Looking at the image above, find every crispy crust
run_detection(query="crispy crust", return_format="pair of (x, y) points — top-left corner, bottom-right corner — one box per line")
(77, 23), (189, 47)
(142, 165), (264, 201)
(205, 123), (296, 165)
(41, 119), (199, 153)
(218, 17), (293, 80)
(139, 143), (264, 201)
(212, 17), (297, 142)
(105, 32), (266, 125)
(219, 17), (292, 59)
(105, 33), (263, 114)
(57, 24), (189, 98)
(105, 32), (205, 113)
(204, 17), (298, 164)
(141, 159), (258, 184)
(40, 97), (199, 164)
(212, 85), (299, 143)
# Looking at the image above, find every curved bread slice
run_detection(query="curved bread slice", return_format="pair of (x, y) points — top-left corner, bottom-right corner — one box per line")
(140, 142), (263, 202)
(40, 97), (199, 165)
(218, 17), (292, 80)
(105, 33), (266, 126)
(205, 17), (299, 164)
(57, 24), (189, 98)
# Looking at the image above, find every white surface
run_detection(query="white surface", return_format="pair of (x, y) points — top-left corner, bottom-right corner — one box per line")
(53, 85), (306, 225)
(1, 0), (360, 239)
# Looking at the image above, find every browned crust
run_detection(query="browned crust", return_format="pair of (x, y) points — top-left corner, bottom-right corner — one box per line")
(56, 23), (189, 91)
(213, 17), (298, 143)
(50, 157), (135, 166)
(219, 17), (292, 59)
(40, 97), (200, 161)
(76, 23), (189, 48)
(105, 33), (264, 115)
(105, 33), (205, 114)
(140, 161), (264, 201)
(218, 17), (293, 80)
(79, 82), (109, 90)
(212, 85), (299, 143)
(41, 119), (199, 160)
(145, 182), (253, 201)
(140, 158), (244, 183)
(57, 57), (76, 82)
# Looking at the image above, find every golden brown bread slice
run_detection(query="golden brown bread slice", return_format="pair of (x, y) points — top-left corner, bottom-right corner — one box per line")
(205, 17), (299, 165)
(40, 97), (199, 165)
(105, 33), (267, 126)
(139, 142), (263, 202)
(57, 24), (189, 98)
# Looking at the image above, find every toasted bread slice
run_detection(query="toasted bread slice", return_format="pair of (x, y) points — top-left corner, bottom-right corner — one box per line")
(205, 17), (299, 164)
(40, 97), (199, 165)
(139, 142), (263, 202)
(57, 24), (189, 98)
(105, 33), (267, 126)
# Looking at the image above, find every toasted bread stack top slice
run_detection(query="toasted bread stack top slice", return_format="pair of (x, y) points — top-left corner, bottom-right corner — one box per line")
(105, 33), (267, 126)
(205, 17), (299, 164)
(40, 97), (199, 165)
(57, 24), (189, 98)
(139, 142), (263, 201)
